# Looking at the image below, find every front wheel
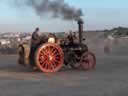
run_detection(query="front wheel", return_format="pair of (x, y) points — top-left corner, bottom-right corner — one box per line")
(80, 52), (96, 70)
(35, 43), (64, 73)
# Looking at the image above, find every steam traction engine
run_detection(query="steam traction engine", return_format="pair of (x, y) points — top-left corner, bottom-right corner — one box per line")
(18, 19), (96, 73)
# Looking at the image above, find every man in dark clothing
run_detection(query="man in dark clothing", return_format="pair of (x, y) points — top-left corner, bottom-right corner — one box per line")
(29, 27), (41, 67)
(67, 31), (74, 45)
(31, 27), (41, 46)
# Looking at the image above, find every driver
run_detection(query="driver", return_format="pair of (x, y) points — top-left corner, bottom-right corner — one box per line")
(31, 27), (41, 46)
(67, 31), (74, 45)
(30, 27), (41, 67)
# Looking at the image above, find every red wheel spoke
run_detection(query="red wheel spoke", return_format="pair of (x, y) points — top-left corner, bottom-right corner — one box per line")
(54, 59), (60, 64)
(48, 63), (52, 70)
(39, 59), (43, 64)
(47, 63), (51, 70)
(50, 64), (55, 70)
(41, 62), (47, 69)
(51, 47), (55, 53)
(52, 49), (57, 55)
(47, 46), (52, 54)
(47, 46), (50, 53)
(50, 63), (54, 70)
(40, 50), (47, 57)
(45, 63), (49, 70)
(39, 51), (44, 56)
(53, 63), (57, 68)
(55, 57), (60, 61)
(55, 53), (60, 56)
(50, 60), (57, 66)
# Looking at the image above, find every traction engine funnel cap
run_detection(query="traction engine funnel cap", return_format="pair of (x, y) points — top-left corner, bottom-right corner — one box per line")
(78, 18), (84, 24)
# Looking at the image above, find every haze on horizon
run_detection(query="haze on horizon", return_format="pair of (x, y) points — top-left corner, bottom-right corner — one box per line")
(0, 0), (128, 32)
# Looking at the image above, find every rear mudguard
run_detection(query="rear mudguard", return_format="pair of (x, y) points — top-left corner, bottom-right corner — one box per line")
(18, 44), (30, 66)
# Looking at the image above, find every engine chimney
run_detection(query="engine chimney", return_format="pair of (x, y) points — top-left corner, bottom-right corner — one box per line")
(78, 18), (84, 44)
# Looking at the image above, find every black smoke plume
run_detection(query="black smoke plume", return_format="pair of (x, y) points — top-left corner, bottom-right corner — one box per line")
(15, 0), (83, 21)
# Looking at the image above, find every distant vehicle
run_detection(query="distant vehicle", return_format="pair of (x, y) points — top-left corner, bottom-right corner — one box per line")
(0, 39), (11, 45)
(104, 30), (128, 54)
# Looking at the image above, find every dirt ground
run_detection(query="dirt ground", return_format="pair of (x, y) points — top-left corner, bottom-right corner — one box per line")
(0, 32), (128, 96)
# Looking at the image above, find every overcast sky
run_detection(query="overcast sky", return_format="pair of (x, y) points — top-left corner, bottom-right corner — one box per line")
(0, 0), (128, 32)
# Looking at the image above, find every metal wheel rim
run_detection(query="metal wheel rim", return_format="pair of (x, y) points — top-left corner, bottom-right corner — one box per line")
(36, 43), (64, 73)
(80, 52), (96, 70)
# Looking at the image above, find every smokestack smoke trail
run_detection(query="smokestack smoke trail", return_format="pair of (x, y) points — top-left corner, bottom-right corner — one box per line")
(15, 0), (83, 21)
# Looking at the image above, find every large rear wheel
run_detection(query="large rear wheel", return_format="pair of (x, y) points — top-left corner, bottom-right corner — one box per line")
(35, 43), (64, 73)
